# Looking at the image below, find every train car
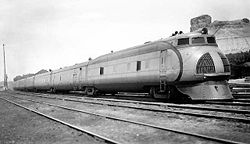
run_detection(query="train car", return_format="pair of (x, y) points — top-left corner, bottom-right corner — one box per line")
(13, 28), (233, 100)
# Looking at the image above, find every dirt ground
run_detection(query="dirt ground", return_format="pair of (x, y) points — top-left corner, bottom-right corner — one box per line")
(0, 96), (105, 144)
(1, 92), (220, 144)
(1, 91), (249, 143)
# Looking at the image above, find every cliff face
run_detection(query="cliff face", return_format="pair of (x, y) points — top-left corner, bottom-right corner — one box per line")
(190, 15), (250, 78)
(190, 15), (250, 54)
(209, 20), (250, 54)
(190, 15), (212, 32)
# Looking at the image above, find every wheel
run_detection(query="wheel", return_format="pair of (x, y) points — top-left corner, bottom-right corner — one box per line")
(149, 87), (157, 98)
(150, 86), (171, 100)
(111, 92), (117, 96)
(50, 87), (56, 93)
(86, 87), (98, 96)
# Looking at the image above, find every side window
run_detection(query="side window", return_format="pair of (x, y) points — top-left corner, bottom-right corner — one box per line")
(100, 67), (104, 75)
(177, 38), (189, 45)
(192, 37), (205, 44)
(136, 61), (141, 71)
(207, 37), (216, 43)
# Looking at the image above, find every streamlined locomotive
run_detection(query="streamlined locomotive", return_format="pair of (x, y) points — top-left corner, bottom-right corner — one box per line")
(13, 28), (233, 100)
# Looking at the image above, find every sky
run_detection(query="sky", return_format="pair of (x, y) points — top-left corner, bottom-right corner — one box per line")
(0, 0), (250, 81)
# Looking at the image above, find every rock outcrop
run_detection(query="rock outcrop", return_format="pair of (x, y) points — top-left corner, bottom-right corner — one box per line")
(190, 15), (250, 55)
(190, 15), (212, 32)
(190, 15), (250, 78)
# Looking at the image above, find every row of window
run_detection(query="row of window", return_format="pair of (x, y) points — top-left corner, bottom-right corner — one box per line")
(100, 61), (142, 75)
(177, 36), (216, 46)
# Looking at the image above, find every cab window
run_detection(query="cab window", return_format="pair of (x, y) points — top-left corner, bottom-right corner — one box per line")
(136, 61), (141, 71)
(192, 37), (205, 44)
(177, 38), (189, 45)
(207, 37), (216, 43)
(100, 67), (104, 75)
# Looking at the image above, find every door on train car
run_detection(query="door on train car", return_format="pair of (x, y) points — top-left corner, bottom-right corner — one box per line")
(160, 49), (181, 82)
(73, 69), (78, 90)
(78, 67), (83, 89)
(160, 50), (167, 81)
(49, 71), (53, 88)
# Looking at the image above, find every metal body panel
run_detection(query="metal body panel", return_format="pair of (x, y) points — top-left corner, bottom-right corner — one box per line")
(180, 45), (229, 82)
(160, 49), (181, 82)
(13, 31), (233, 100)
(86, 50), (161, 92)
(34, 73), (51, 90)
(177, 81), (232, 100)
(53, 69), (74, 90)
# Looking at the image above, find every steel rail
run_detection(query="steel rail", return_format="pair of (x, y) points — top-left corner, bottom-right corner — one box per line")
(6, 95), (243, 144)
(35, 95), (250, 123)
(10, 92), (250, 123)
(233, 94), (250, 99)
(91, 97), (250, 114)
(233, 99), (250, 103)
(0, 97), (121, 144)
(205, 101), (250, 106)
(60, 95), (250, 115)
(11, 91), (250, 113)
(18, 91), (249, 115)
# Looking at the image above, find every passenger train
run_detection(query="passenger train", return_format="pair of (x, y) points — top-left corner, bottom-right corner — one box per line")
(13, 28), (233, 100)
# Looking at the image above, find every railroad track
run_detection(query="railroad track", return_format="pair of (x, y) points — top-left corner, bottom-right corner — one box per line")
(233, 99), (250, 103)
(233, 93), (250, 99)
(9, 91), (250, 123)
(205, 101), (250, 106)
(0, 96), (120, 144)
(14, 90), (250, 102)
(47, 91), (250, 106)
(72, 96), (250, 114)
(0, 94), (245, 144)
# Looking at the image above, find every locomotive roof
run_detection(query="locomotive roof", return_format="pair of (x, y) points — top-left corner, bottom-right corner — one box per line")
(16, 29), (213, 80)
(88, 41), (169, 65)
(89, 31), (214, 65)
(43, 30), (214, 73)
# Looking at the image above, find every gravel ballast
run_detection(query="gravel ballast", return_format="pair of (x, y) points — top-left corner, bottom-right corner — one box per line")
(0, 96), (105, 144)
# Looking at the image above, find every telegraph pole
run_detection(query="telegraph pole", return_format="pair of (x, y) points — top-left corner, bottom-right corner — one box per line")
(3, 44), (8, 90)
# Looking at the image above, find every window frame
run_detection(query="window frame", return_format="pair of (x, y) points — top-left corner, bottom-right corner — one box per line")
(191, 37), (205, 44)
(177, 38), (189, 46)
(207, 37), (216, 44)
(100, 67), (104, 75)
(136, 61), (141, 71)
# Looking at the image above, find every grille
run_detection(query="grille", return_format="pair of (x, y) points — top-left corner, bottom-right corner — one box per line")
(218, 52), (230, 72)
(196, 53), (215, 74)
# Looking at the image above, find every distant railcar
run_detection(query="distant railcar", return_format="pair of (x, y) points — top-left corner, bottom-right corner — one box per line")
(13, 28), (233, 100)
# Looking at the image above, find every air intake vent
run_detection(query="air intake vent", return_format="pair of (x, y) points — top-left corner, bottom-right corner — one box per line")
(218, 52), (230, 72)
(196, 53), (215, 74)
